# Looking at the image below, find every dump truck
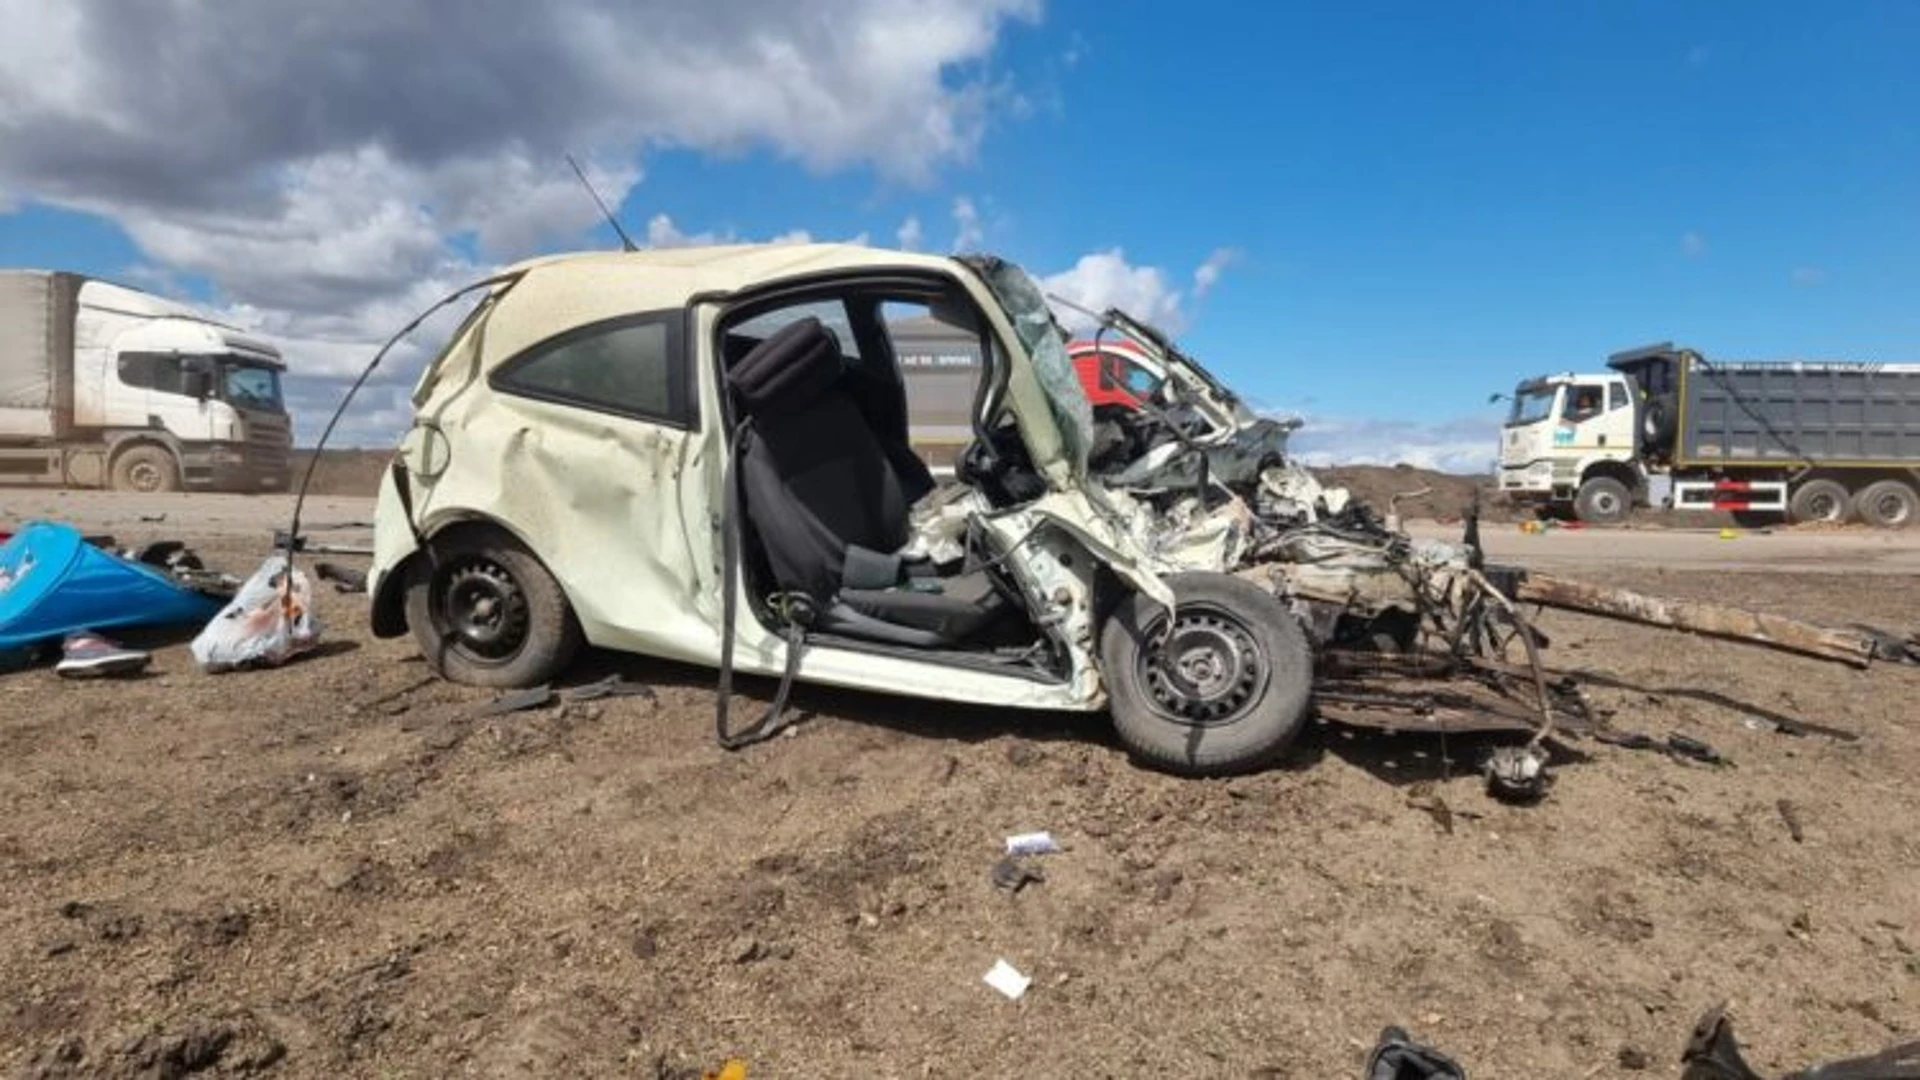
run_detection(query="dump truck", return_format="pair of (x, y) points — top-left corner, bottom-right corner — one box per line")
(1497, 342), (1920, 527)
(0, 270), (292, 492)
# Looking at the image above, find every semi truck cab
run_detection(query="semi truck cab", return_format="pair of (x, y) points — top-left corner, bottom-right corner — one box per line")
(1497, 371), (1642, 523)
(0, 271), (291, 493)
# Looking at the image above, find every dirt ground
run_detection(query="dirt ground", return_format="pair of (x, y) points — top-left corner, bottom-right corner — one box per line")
(3, 497), (1920, 1078)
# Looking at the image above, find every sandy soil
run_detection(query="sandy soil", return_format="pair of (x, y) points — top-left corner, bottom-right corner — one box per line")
(3, 497), (1919, 1078)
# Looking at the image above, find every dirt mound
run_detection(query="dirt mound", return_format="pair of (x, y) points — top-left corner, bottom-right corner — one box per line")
(289, 450), (392, 498)
(1313, 464), (1507, 522)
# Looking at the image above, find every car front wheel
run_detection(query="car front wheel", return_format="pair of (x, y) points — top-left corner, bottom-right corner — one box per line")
(404, 526), (582, 688)
(1099, 572), (1313, 777)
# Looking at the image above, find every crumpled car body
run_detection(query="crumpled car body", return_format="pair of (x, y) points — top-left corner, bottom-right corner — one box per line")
(366, 245), (1185, 715)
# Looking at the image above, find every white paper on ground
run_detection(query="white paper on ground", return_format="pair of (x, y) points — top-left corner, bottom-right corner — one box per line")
(982, 958), (1031, 1000)
(1004, 831), (1060, 856)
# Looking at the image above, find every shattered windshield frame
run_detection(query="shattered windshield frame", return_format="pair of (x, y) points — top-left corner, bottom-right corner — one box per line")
(960, 255), (1095, 473)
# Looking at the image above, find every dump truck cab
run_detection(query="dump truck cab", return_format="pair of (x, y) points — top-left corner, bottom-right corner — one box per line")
(1496, 369), (1641, 523)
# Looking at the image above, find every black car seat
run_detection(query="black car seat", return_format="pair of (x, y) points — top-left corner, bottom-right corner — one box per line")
(728, 316), (1008, 648)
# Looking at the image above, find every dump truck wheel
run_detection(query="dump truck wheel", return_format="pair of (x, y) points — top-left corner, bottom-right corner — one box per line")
(1573, 477), (1630, 525)
(110, 445), (180, 493)
(1099, 572), (1312, 777)
(1853, 480), (1917, 529)
(1788, 478), (1851, 524)
(404, 528), (581, 688)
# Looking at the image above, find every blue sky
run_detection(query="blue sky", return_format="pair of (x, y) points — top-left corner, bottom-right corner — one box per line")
(2, 0), (1915, 468)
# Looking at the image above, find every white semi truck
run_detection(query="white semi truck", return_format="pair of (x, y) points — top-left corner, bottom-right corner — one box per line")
(1498, 342), (1920, 528)
(0, 270), (291, 492)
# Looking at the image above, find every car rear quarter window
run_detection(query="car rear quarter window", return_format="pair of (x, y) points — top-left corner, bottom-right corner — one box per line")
(491, 310), (691, 428)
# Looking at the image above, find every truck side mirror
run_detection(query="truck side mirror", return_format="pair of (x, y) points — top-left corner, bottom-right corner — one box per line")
(184, 370), (213, 400)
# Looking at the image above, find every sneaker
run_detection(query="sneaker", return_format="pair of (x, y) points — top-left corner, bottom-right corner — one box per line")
(55, 631), (151, 679)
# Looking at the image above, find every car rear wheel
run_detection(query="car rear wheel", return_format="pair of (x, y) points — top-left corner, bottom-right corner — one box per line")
(1099, 572), (1312, 777)
(404, 527), (581, 688)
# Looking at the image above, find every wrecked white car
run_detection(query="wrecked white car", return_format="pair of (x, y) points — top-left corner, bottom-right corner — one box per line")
(367, 245), (1317, 775)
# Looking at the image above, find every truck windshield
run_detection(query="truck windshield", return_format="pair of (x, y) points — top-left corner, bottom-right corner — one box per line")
(1508, 385), (1558, 426)
(223, 364), (284, 411)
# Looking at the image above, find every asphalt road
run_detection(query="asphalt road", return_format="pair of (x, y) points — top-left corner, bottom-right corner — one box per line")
(6, 490), (1919, 575)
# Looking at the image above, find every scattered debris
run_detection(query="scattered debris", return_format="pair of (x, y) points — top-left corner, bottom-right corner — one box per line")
(138, 513), (167, 523)
(1004, 830), (1061, 856)
(1616, 1045), (1651, 1071)
(1484, 745), (1549, 802)
(990, 856), (1045, 894)
(1681, 1000), (1920, 1079)
(701, 1059), (748, 1080)
(1776, 799), (1806, 843)
(314, 561), (368, 594)
(0, 522), (222, 655)
(567, 674), (657, 702)
(1365, 1025), (1468, 1079)
(53, 630), (150, 678)
(190, 555), (321, 672)
(478, 684), (556, 716)
(982, 958), (1031, 1001)
(1593, 729), (1732, 768)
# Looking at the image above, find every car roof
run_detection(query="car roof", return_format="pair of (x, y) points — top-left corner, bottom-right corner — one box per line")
(477, 243), (967, 368)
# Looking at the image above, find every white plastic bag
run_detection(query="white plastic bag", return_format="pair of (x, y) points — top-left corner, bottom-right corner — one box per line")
(191, 555), (322, 672)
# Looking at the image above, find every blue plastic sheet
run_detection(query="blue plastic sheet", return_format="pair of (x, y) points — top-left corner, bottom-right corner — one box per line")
(0, 522), (222, 652)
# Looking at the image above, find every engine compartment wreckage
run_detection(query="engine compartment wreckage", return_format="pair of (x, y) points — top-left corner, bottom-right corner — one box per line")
(1066, 303), (1918, 790)
(357, 244), (1915, 783)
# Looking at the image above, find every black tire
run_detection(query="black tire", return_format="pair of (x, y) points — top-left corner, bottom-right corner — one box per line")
(1573, 476), (1631, 525)
(1099, 572), (1313, 777)
(1852, 479), (1917, 530)
(403, 527), (582, 688)
(110, 444), (180, 493)
(1788, 478), (1851, 524)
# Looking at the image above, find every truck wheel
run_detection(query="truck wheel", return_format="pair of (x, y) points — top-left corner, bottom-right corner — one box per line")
(1573, 477), (1631, 525)
(1788, 478), (1851, 524)
(110, 445), (180, 493)
(1099, 572), (1312, 777)
(404, 527), (582, 688)
(1852, 480), (1917, 529)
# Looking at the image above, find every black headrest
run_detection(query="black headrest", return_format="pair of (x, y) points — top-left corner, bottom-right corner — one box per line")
(727, 317), (844, 417)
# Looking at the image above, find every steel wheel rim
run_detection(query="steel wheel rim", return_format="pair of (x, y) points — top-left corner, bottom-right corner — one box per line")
(1137, 603), (1269, 727)
(1873, 491), (1912, 525)
(436, 558), (531, 663)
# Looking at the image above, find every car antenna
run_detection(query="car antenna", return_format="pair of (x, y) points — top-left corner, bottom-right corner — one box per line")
(565, 152), (637, 252)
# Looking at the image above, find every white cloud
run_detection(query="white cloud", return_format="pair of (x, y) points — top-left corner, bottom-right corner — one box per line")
(896, 214), (925, 251)
(1287, 413), (1502, 475)
(1039, 246), (1235, 334)
(1680, 231), (1708, 258)
(0, 0), (1042, 445)
(1192, 247), (1235, 298)
(951, 196), (985, 251)
(1790, 265), (1827, 287)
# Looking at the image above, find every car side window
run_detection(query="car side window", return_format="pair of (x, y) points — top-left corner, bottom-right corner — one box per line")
(493, 311), (690, 427)
(733, 300), (860, 364)
(1608, 381), (1630, 411)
